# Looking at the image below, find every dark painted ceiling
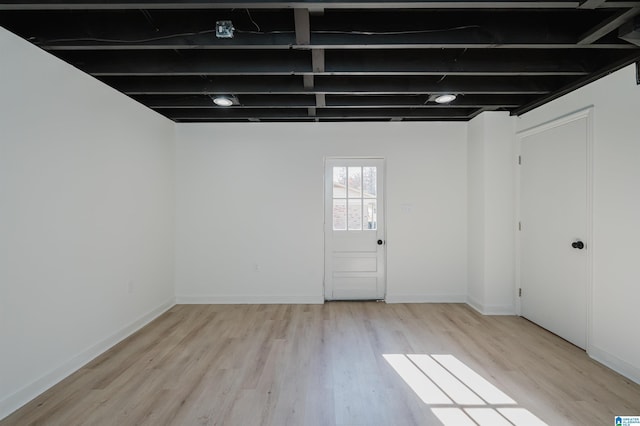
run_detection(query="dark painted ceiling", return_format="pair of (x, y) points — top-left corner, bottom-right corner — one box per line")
(1, 1), (639, 122)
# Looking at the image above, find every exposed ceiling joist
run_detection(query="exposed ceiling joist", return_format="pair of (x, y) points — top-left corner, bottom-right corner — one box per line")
(302, 75), (315, 89)
(578, 6), (640, 43)
(293, 7), (318, 118)
(58, 49), (626, 76)
(324, 94), (534, 108)
(1, 0), (639, 122)
(161, 107), (477, 120)
(513, 52), (640, 114)
(131, 94), (532, 109)
(12, 9), (636, 50)
(312, 49), (325, 73)
(101, 75), (561, 95)
(0, 1), (584, 10)
(316, 93), (327, 107)
(294, 8), (310, 45)
(580, 0), (607, 8)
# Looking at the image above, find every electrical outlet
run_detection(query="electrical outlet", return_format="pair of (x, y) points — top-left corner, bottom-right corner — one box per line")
(254, 263), (261, 272)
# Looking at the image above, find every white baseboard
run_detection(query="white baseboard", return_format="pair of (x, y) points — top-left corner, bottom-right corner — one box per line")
(466, 296), (515, 315)
(466, 295), (484, 313)
(0, 298), (176, 421)
(588, 345), (640, 385)
(175, 295), (324, 304)
(385, 294), (467, 304)
(482, 305), (516, 315)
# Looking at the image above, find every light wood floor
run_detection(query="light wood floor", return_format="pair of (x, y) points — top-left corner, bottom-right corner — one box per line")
(3, 303), (640, 425)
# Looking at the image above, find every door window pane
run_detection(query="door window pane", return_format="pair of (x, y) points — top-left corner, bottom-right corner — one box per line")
(348, 198), (362, 230)
(333, 199), (347, 230)
(333, 167), (347, 198)
(348, 167), (362, 198)
(364, 200), (377, 230)
(331, 164), (377, 231)
(363, 167), (377, 198)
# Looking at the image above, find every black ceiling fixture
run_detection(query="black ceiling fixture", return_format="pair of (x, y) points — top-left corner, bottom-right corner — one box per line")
(1, 1), (639, 123)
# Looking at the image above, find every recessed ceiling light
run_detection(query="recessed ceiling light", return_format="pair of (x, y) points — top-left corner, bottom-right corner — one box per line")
(213, 96), (234, 107)
(434, 94), (457, 104)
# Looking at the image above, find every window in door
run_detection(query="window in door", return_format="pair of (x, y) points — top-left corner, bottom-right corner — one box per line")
(332, 166), (377, 231)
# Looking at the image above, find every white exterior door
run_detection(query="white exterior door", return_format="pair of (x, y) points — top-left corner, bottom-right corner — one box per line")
(324, 158), (385, 300)
(518, 111), (590, 349)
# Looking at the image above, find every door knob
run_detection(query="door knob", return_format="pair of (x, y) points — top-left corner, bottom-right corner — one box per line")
(377, 239), (384, 245)
(571, 241), (585, 250)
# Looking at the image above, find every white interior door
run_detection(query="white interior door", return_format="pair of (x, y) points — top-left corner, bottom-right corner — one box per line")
(324, 158), (385, 300)
(518, 112), (590, 349)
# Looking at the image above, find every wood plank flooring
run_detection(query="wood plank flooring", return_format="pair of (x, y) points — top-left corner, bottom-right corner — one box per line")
(2, 303), (640, 425)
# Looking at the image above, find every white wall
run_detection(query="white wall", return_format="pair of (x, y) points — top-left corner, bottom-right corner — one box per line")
(467, 116), (486, 309)
(467, 112), (516, 314)
(517, 64), (640, 383)
(175, 122), (468, 303)
(0, 27), (176, 418)
(483, 113), (516, 313)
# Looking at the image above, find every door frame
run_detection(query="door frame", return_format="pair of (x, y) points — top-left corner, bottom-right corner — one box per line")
(515, 106), (594, 350)
(323, 156), (387, 301)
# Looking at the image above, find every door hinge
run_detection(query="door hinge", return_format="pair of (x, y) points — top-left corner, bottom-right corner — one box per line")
(519, 288), (522, 297)
(518, 221), (521, 231)
(518, 155), (521, 165)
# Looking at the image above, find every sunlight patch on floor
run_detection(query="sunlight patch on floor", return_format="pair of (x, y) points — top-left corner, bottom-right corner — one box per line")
(498, 408), (548, 426)
(465, 407), (514, 426)
(407, 354), (485, 405)
(382, 354), (452, 405)
(430, 354), (516, 405)
(383, 353), (548, 426)
(430, 408), (477, 426)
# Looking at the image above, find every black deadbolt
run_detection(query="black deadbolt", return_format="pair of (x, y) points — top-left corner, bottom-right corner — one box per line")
(571, 241), (585, 250)
(377, 239), (384, 245)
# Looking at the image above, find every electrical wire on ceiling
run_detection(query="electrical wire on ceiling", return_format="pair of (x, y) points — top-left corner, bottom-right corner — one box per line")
(140, 9), (159, 32)
(239, 26), (482, 36)
(36, 25), (484, 45)
(245, 9), (261, 32)
(32, 29), (217, 45)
